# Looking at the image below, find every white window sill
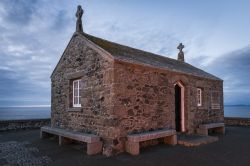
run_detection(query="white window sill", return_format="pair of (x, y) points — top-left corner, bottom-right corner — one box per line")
(67, 107), (82, 112)
(197, 106), (205, 109)
(73, 105), (81, 107)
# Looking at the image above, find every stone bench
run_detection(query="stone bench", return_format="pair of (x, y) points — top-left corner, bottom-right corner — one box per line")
(125, 129), (177, 155)
(40, 126), (102, 155)
(197, 123), (225, 136)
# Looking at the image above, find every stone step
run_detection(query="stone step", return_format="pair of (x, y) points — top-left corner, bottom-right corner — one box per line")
(177, 134), (218, 147)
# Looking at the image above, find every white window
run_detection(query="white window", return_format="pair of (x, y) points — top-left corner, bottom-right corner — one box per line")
(211, 91), (220, 109)
(73, 79), (81, 107)
(197, 88), (202, 106)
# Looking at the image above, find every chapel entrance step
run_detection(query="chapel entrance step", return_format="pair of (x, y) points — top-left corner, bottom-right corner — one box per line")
(177, 134), (218, 147)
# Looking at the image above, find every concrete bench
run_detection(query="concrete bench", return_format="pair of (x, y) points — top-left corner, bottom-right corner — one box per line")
(197, 123), (225, 136)
(40, 126), (102, 155)
(125, 129), (177, 155)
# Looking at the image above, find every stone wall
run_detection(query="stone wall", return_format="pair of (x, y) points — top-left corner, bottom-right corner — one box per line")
(51, 33), (118, 155)
(225, 117), (250, 126)
(51, 32), (224, 155)
(0, 119), (50, 131)
(113, 60), (224, 135)
(188, 78), (224, 133)
(113, 61), (175, 136)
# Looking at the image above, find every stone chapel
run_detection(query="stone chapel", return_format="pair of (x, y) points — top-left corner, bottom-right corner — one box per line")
(42, 5), (225, 156)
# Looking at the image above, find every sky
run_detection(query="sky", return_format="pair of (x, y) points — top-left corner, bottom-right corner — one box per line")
(0, 0), (250, 106)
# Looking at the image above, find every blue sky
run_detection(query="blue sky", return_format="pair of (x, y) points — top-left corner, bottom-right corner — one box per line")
(0, 0), (250, 106)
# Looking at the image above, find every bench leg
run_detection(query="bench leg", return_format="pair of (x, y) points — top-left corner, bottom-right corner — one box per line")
(59, 136), (72, 146)
(214, 126), (225, 135)
(126, 141), (140, 155)
(87, 141), (103, 155)
(164, 134), (177, 145)
(197, 128), (208, 136)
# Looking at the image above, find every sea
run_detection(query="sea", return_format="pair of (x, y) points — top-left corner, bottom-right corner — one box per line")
(0, 105), (250, 120)
(0, 107), (51, 120)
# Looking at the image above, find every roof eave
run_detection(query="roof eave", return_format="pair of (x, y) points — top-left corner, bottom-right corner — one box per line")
(113, 57), (222, 81)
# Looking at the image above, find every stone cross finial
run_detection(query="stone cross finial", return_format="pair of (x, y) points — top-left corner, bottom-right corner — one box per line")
(75, 5), (84, 33)
(177, 43), (184, 52)
(177, 43), (185, 62)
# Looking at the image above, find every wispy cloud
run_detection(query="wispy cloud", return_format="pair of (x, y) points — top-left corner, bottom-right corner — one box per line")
(202, 46), (250, 104)
(0, 0), (74, 106)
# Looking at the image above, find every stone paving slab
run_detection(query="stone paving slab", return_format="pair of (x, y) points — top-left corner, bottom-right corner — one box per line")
(177, 134), (218, 147)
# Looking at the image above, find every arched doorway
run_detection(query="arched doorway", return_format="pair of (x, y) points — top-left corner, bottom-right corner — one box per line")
(174, 82), (185, 132)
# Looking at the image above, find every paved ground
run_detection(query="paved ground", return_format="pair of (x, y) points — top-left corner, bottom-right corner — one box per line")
(0, 126), (250, 166)
(178, 134), (219, 147)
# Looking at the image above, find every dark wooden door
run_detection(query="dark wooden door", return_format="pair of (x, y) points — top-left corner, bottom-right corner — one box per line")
(175, 85), (181, 132)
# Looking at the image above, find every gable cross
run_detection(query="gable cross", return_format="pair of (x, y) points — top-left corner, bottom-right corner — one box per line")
(75, 5), (84, 33)
(177, 43), (184, 52)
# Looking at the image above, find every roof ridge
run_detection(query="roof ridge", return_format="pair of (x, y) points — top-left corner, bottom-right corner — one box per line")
(80, 32), (221, 81)
(82, 32), (179, 62)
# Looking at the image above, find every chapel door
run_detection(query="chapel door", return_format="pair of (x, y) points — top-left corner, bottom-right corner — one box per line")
(175, 84), (182, 132)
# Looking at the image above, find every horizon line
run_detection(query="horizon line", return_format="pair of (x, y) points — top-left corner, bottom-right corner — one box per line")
(0, 105), (51, 108)
(0, 104), (250, 108)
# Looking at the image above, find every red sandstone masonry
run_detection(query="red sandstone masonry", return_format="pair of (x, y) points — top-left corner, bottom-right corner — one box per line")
(51, 32), (224, 156)
(113, 60), (223, 136)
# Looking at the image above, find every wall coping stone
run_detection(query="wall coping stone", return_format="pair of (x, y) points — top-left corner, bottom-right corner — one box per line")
(224, 117), (250, 126)
(0, 119), (51, 131)
(0, 118), (50, 123)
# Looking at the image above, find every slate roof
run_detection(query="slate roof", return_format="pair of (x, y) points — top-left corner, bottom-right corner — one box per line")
(82, 33), (221, 81)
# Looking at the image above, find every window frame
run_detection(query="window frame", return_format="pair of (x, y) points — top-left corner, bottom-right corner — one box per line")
(197, 88), (202, 107)
(72, 79), (81, 108)
(211, 91), (221, 109)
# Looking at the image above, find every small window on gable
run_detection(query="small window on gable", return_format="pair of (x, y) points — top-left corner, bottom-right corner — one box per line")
(197, 88), (202, 107)
(73, 79), (81, 107)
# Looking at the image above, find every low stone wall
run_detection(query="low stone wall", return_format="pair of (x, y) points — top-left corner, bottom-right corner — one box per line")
(225, 117), (250, 126)
(0, 119), (51, 131)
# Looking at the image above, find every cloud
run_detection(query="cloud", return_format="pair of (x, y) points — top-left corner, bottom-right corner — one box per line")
(201, 46), (250, 104)
(51, 9), (71, 31)
(0, 0), (249, 106)
(0, 0), (74, 106)
(2, 0), (38, 25)
(0, 69), (49, 106)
